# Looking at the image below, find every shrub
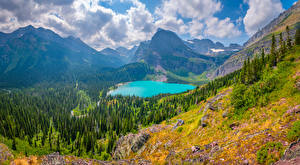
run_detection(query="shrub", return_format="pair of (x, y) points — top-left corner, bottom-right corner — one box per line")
(177, 127), (183, 133)
(256, 142), (284, 164)
(231, 84), (248, 113)
(287, 120), (300, 142)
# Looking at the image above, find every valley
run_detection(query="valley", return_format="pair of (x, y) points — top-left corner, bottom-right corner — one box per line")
(0, 1), (300, 165)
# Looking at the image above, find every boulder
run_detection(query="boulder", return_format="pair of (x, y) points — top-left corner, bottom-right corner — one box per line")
(173, 119), (184, 129)
(229, 123), (239, 130)
(201, 122), (208, 127)
(242, 159), (249, 165)
(208, 104), (218, 111)
(41, 152), (65, 165)
(201, 115), (209, 128)
(191, 146), (201, 153)
(183, 154), (209, 164)
(222, 111), (228, 118)
(286, 105), (300, 115)
(275, 139), (300, 165)
(131, 133), (150, 153)
(113, 133), (150, 160)
(296, 80), (300, 90)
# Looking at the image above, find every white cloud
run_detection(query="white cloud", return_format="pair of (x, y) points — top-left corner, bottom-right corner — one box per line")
(243, 0), (283, 35)
(205, 17), (241, 38)
(0, 0), (158, 49)
(155, 16), (187, 34)
(0, 0), (242, 49)
(188, 20), (204, 39)
(155, 0), (240, 39)
(155, 0), (221, 20)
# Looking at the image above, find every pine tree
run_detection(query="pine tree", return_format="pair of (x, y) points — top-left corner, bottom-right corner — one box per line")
(286, 26), (292, 49)
(296, 28), (300, 45)
(56, 136), (60, 152)
(261, 48), (265, 65)
(12, 138), (17, 150)
(270, 34), (277, 66)
(279, 32), (285, 61)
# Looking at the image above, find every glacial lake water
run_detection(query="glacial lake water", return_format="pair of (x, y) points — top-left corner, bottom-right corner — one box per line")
(109, 81), (196, 98)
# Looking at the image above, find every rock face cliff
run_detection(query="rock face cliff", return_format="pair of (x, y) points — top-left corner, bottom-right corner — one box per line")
(212, 1), (300, 78)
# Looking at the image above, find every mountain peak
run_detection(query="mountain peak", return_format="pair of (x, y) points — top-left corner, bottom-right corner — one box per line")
(156, 28), (166, 32)
(100, 47), (121, 56)
(20, 25), (35, 30)
(150, 29), (186, 54)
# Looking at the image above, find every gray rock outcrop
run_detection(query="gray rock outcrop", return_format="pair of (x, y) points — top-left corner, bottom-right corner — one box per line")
(173, 119), (184, 130)
(41, 152), (65, 165)
(113, 132), (150, 160)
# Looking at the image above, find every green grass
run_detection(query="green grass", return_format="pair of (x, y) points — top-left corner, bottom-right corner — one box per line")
(287, 120), (300, 142)
(166, 71), (210, 84)
(257, 142), (284, 164)
(72, 90), (96, 116)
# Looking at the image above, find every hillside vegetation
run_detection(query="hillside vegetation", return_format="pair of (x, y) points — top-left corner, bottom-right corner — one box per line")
(0, 28), (299, 164)
(123, 44), (300, 164)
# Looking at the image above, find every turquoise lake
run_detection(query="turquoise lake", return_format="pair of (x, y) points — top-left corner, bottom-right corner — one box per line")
(109, 81), (196, 98)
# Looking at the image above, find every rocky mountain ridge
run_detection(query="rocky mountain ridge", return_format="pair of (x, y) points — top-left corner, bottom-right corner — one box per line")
(212, 1), (300, 78)
(244, 1), (300, 47)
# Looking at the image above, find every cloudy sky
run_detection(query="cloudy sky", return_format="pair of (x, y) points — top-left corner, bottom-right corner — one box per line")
(0, 0), (297, 50)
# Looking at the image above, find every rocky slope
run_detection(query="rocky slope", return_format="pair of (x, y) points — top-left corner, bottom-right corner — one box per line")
(212, 1), (300, 78)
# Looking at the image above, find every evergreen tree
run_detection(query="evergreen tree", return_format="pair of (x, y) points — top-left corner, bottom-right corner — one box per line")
(270, 34), (277, 66)
(286, 26), (292, 49)
(279, 32), (286, 61)
(296, 28), (300, 45)
(12, 138), (17, 150)
(261, 48), (265, 65)
(56, 136), (60, 152)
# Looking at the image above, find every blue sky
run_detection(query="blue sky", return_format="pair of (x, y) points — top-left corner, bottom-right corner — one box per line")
(98, 0), (297, 46)
(0, 0), (298, 49)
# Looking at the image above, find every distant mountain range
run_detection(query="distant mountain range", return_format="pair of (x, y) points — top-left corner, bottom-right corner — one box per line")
(184, 39), (242, 55)
(0, 23), (243, 87)
(0, 25), (140, 87)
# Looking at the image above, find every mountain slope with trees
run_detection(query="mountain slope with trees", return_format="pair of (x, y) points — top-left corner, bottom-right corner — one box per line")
(212, 1), (300, 78)
(0, 25), (131, 87)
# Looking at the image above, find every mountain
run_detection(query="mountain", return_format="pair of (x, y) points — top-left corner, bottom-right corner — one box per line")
(184, 39), (242, 59)
(100, 46), (138, 65)
(116, 46), (138, 62)
(184, 39), (224, 55)
(0, 25), (125, 87)
(100, 47), (127, 65)
(132, 28), (221, 78)
(212, 1), (300, 78)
